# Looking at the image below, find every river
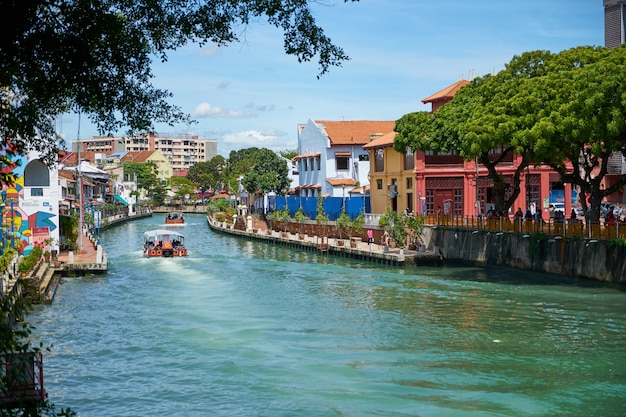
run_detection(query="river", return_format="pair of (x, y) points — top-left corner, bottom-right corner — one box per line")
(28, 213), (626, 416)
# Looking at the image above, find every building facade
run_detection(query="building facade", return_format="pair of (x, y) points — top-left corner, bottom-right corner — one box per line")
(123, 132), (218, 174)
(74, 132), (218, 175)
(604, 0), (626, 48)
(295, 119), (394, 198)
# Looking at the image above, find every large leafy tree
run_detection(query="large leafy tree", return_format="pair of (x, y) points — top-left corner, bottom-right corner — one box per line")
(241, 148), (290, 195)
(1, 0), (356, 169)
(395, 45), (624, 219)
(531, 45), (626, 222)
(122, 161), (161, 197)
(186, 156), (227, 194)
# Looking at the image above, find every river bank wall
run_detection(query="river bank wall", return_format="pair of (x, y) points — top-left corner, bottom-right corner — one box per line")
(423, 226), (626, 284)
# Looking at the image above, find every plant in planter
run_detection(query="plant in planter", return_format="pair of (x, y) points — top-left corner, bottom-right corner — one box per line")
(378, 208), (407, 248)
(348, 213), (365, 247)
(277, 207), (291, 235)
(315, 194), (329, 244)
(44, 250), (51, 263)
(294, 206), (307, 238)
(405, 215), (425, 249)
(336, 208), (351, 241)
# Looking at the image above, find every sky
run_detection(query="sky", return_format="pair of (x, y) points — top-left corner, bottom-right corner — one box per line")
(57, 0), (605, 157)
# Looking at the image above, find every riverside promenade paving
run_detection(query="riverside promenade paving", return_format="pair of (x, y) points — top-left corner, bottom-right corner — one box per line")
(206, 215), (442, 266)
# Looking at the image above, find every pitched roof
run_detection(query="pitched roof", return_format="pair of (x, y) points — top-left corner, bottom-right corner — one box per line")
(421, 79), (470, 104)
(314, 120), (395, 146)
(121, 150), (155, 163)
(326, 178), (357, 187)
(362, 131), (397, 149)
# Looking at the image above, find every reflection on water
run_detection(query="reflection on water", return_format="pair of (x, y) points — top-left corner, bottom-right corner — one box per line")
(29, 214), (626, 417)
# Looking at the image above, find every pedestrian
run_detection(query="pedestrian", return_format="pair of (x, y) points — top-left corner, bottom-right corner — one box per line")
(367, 229), (374, 244)
(514, 207), (523, 222)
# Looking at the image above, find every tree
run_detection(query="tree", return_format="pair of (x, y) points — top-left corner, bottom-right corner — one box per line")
(241, 149), (290, 195)
(1, 0), (356, 171)
(186, 156), (227, 194)
(0, 250), (76, 416)
(394, 45), (622, 218)
(168, 177), (195, 203)
(122, 162), (160, 196)
(530, 46), (626, 222)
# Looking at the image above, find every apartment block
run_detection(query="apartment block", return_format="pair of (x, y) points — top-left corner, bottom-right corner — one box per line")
(604, 0), (626, 48)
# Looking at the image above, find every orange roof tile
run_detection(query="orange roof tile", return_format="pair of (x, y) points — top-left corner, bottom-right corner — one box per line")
(326, 178), (357, 186)
(121, 150), (155, 163)
(421, 79), (470, 104)
(363, 131), (396, 149)
(315, 120), (395, 146)
(293, 152), (321, 160)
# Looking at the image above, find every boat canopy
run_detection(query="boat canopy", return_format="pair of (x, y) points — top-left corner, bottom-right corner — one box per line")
(143, 229), (185, 244)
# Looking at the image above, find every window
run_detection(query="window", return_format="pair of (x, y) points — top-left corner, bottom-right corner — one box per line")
(375, 149), (384, 172)
(358, 154), (370, 162)
(376, 179), (383, 190)
(316, 156), (321, 170)
(334, 152), (350, 170)
(404, 151), (415, 170)
(406, 177), (413, 189)
(31, 188), (43, 197)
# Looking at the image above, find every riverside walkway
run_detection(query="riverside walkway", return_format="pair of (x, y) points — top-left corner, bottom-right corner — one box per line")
(206, 215), (442, 266)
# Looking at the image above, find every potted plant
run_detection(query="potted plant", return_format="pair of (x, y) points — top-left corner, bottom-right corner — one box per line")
(294, 206), (307, 239)
(336, 209), (351, 245)
(278, 207), (291, 236)
(315, 194), (329, 244)
(44, 250), (51, 263)
(349, 213), (365, 248)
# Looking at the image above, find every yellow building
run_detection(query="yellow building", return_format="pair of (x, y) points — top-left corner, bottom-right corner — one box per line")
(363, 132), (416, 216)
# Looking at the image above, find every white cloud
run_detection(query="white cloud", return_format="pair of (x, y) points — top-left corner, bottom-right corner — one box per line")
(220, 129), (296, 155)
(191, 102), (255, 119)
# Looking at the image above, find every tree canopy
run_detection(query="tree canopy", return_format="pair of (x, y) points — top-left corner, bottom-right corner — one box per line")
(241, 148), (291, 195)
(1, 0), (356, 169)
(395, 44), (626, 220)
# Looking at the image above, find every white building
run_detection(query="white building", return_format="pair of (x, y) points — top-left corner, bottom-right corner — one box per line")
(295, 119), (395, 198)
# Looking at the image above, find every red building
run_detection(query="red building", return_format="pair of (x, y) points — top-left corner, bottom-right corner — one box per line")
(413, 80), (576, 219)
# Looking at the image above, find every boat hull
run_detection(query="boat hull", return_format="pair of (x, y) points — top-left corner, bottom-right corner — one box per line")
(143, 248), (188, 257)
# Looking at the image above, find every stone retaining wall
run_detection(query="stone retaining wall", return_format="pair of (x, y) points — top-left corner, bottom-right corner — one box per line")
(423, 227), (626, 283)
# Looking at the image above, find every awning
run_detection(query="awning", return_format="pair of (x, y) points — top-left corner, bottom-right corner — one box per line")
(113, 195), (129, 206)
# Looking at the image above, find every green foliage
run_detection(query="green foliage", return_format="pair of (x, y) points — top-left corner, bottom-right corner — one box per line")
(378, 209), (407, 248)
(315, 194), (329, 237)
(0, 250), (77, 416)
(241, 149), (291, 196)
(351, 213), (365, 237)
(336, 209), (351, 239)
(279, 150), (298, 160)
(277, 208), (291, 232)
(294, 207), (307, 223)
(294, 207), (307, 234)
(405, 215), (425, 247)
(18, 246), (42, 274)
(0, 249), (17, 275)
(123, 162), (160, 197)
(1, 0), (352, 169)
(187, 156), (227, 193)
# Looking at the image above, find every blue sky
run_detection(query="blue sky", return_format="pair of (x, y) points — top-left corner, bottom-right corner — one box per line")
(58, 0), (604, 156)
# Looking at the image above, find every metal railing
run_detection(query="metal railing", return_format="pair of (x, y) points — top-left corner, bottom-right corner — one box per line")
(425, 214), (626, 240)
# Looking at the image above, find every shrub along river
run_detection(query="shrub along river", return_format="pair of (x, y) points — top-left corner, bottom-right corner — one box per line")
(29, 214), (626, 416)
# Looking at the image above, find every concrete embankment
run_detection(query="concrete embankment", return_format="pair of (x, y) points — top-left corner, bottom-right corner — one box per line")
(423, 226), (626, 283)
(207, 216), (442, 267)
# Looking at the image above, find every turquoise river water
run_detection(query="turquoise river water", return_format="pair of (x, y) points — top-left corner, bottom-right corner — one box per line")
(28, 214), (626, 416)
